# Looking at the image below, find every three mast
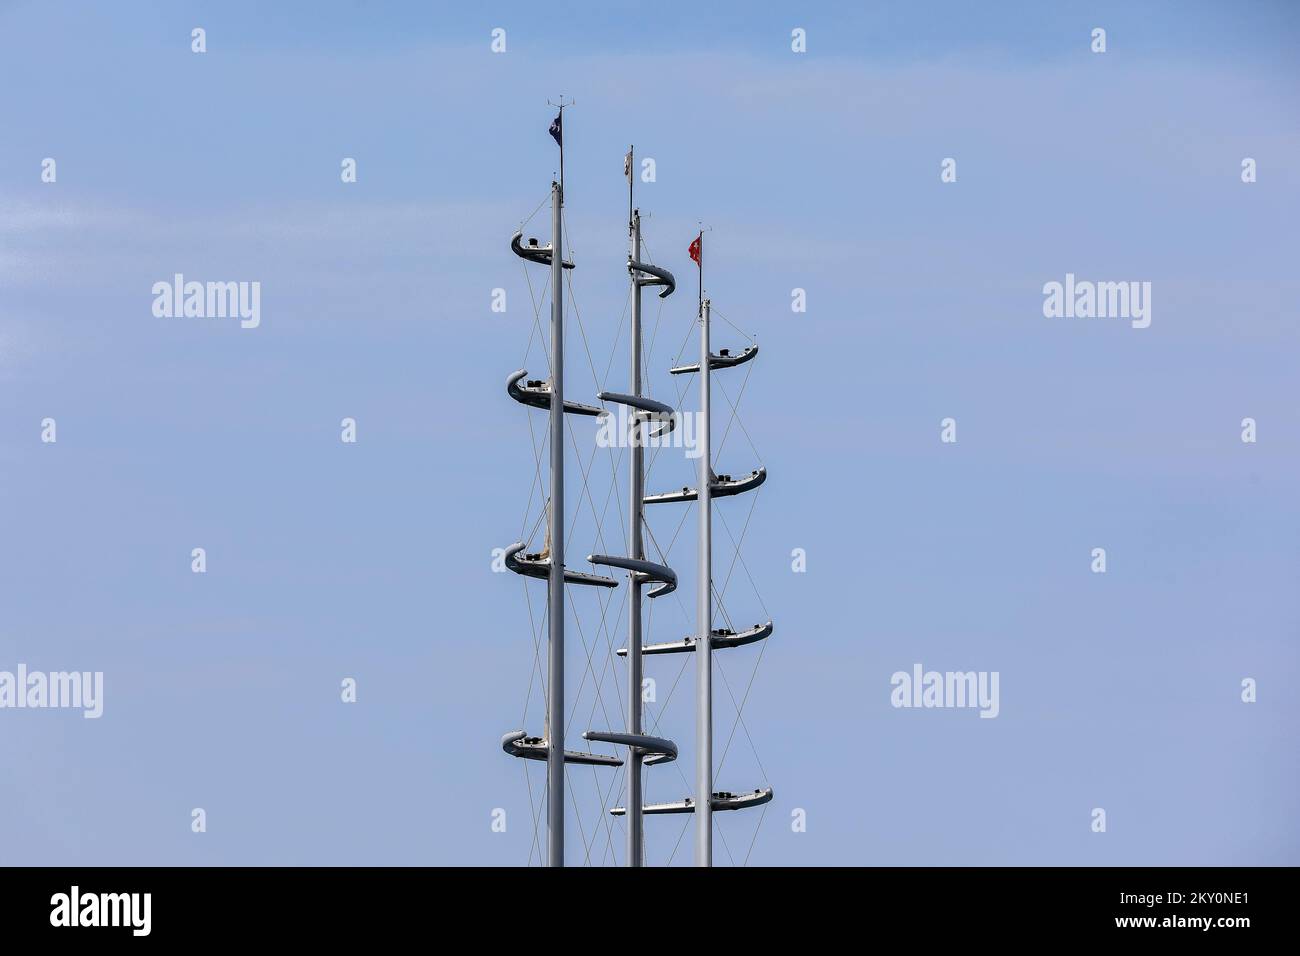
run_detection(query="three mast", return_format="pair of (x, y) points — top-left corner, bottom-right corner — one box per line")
(502, 110), (770, 868)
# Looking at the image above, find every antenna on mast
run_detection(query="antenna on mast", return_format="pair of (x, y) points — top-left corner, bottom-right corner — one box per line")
(547, 95), (574, 197)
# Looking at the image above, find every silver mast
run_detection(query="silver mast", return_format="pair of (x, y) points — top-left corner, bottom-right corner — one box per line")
(627, 206), (645, 865)
(696, 295), (713, 866)
(503, 104), (632, 868)
(583, 161), (679, 862)
(547, 177), (565, 868)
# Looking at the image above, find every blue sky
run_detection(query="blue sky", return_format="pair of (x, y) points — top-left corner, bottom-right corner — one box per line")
(0, 0), (1296, 865)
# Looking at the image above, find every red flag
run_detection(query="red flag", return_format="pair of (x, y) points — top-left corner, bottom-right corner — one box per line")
(688, 233), (701, 266)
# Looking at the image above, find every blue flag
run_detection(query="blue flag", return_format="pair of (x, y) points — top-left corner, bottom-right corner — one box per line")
(548, 111), (562, 147)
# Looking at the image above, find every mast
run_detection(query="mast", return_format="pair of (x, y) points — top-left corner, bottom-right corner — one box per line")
(696, 294), (713, 867)
(546, 175), (565, 868)
(503, 103), (634, 868)
(627, 205), (645, 865)
(583, 152), (679, 864)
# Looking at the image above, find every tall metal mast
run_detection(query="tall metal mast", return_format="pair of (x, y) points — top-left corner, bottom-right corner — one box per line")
(502, 102), (628, 868)
(545, 96), (570, 869)
(633, 230), (773, 864)
(627, 205), (646, 863)
(585, 148), (681, 864)
(696, 294), (713, 866)
(545, 174), (565, 868)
